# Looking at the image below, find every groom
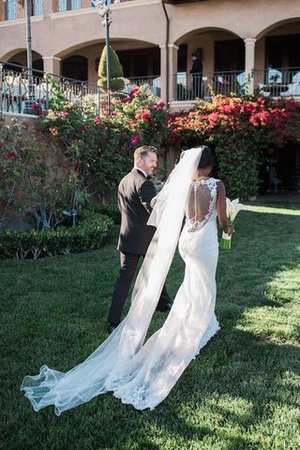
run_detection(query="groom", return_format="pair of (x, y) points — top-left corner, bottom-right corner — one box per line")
(108, 145), (172, 333)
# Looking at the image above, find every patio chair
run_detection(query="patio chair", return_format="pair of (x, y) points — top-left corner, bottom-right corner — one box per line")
(268, 166), (283, 193)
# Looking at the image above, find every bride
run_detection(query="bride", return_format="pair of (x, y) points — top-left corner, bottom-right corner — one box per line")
(21, 146), (234, 414)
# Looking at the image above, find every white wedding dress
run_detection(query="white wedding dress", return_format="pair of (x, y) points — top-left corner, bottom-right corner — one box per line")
(21, 147), (220, 414)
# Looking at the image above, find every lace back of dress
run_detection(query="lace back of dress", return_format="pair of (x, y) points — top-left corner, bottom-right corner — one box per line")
(186, 178), (218, 232)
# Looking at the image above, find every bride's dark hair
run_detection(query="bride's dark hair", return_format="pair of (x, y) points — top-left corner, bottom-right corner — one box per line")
(197, 146), (215, 169)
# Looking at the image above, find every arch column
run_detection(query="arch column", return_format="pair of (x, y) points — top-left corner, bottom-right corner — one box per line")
(168, 44), (179, 102)
(244, 38), (256, 95)
(42, 56), (61, 76)
(43, 0), (54, 16)
(159, 45), (167, 103)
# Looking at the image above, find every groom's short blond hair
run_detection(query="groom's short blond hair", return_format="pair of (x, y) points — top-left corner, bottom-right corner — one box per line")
(134, 145), (158, 163)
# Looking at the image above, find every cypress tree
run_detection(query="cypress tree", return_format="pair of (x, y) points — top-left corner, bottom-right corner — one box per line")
(97, 45), (125, 91)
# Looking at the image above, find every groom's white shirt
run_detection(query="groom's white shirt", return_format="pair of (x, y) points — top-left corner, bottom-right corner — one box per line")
(133, 166), (147, 178)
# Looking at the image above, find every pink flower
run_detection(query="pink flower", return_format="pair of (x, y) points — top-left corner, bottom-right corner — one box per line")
(30, 102), (40, 110)
(6, 150), (17, 159)
(60, 111), (69, 118)
(39, 110), (48, 119)
(131, 135), (140, 147)
(94, 116), (101, 125)
(208, 112), (219, 127)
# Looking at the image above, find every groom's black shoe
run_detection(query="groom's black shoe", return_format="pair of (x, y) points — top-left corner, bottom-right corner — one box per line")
(156, 302), (172, 312)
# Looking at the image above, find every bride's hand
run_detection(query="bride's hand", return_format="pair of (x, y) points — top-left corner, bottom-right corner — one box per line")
(226, 224), (235, 236)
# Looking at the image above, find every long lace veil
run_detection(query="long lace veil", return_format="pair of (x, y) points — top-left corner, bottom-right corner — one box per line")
(21, 147), (203, 415)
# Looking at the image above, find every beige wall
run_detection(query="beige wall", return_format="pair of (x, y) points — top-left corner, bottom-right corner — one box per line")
(1, 0), (299, 59)
(0, 0), (299, 99)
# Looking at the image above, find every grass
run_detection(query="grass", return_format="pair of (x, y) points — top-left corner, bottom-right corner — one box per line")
(0, 202), (299, 450)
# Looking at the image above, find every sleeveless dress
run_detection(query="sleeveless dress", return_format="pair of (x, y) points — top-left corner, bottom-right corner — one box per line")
(21, 176), (220, 413)
(113, 177), (220, 409)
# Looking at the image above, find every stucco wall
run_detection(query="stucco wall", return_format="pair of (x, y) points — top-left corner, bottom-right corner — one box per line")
(1, 0), (299, 62)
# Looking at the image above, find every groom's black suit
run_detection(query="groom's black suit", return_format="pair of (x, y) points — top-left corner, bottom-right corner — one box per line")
(108, 168), (171, 326)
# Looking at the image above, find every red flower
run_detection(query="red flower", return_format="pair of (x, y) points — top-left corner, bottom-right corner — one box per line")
(94, 116), (101, 125)
(6, 150), (17, 159)
(131, 135), (140, 147)
(142, 112), (150, 120)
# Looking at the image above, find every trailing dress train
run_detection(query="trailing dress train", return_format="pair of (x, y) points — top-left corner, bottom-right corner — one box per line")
(21, 147), (220, 414)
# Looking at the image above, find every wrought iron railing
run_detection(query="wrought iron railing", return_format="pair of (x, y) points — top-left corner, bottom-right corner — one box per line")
(1, 62), (300, 116)
(254, 67), (300, 98)
(0, 62), (101, 115)
(175, 68), (300, 101)
(126, 75), (161, 96)
(0, 65), (162, 116)
(175, 71), (248, 100)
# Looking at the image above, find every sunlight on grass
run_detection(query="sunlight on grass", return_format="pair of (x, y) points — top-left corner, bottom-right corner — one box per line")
(244, 204), (300, 216)
(235, 264), (300, 345)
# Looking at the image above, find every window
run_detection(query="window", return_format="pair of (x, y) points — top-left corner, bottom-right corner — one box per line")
(32, 0), (43, 16)
(5, 0), (16, 20)
(58, 0), (82, 12)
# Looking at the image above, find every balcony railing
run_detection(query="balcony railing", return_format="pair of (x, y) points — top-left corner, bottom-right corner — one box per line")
(0, 62), (101, 115)
(126, 75), (161, 95)
(175, 68), (300, 101)
(254, 67), (300, 98)
(0, 64), (162, 115)
(1, 63), (300, 117)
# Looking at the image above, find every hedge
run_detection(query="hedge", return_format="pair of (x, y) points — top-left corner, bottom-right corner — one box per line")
(0, 212), (114, 260)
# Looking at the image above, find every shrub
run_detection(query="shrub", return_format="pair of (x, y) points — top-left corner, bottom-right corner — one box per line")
(168, 95), (300, 198)
(98, 45), (125, 92)
(80, 203), (120, 225)
(0, 212), (113, 260)
(0, 117), (26, 230)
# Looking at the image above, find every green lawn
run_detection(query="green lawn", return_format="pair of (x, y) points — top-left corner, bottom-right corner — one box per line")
(1, 203), (299, 450)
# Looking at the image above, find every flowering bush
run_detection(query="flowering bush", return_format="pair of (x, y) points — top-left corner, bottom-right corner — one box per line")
(0, 117), (78, 231)
(0, 117), (26, 230)
(111, 86), (169, 151)
(41, 103), (133, 197)
(40, 87), (170, 199)
(168, 95), (300, 198)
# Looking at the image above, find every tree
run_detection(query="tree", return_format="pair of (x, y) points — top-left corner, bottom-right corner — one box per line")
(97, 45), (125, 92)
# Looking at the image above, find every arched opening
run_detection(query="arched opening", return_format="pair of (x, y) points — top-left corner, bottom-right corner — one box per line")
(4, 51), (44, 75)
(116, 47), (160, 78)
(61, 55), (88, 81)
(175, 28), (245, 99)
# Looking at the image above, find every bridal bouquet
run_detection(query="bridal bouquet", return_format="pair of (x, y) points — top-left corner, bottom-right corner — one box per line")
(219, 198), (243, 250)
